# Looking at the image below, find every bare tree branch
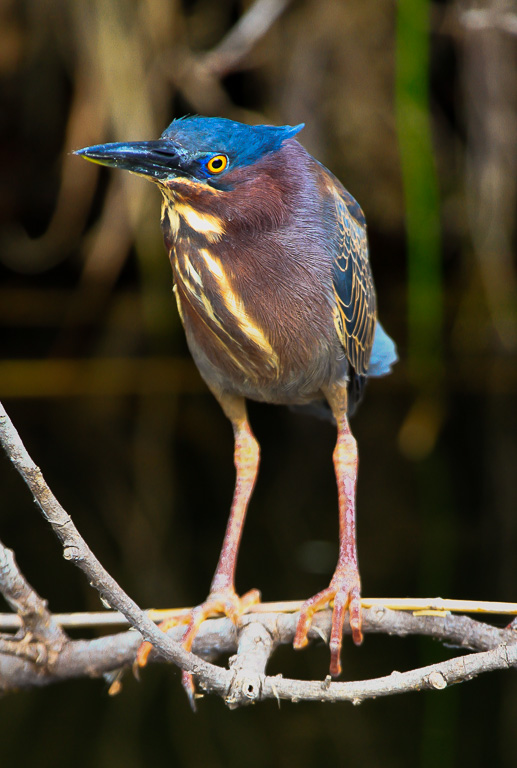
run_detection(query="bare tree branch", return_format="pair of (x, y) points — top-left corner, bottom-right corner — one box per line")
(460, 0), (517, 352)
(460, 9), (517, 36)
(0, 401), (231, 697)
(1, 397), (517, 706)
(258, 643), (517, 705)
(0, 538), (67, 652)
(1, 605), (516, 700)
(225, 620), (276, 709)
(160, 0), (294, 120)
(201, 0), (294, 77)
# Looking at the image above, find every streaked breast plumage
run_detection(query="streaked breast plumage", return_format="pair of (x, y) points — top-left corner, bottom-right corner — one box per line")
(163, 193), (282, 386)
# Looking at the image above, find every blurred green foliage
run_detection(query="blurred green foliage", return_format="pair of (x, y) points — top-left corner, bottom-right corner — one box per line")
(396, 0), (442, 383)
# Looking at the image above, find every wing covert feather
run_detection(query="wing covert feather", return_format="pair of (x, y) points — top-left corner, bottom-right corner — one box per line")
(327, 179), (376, 376)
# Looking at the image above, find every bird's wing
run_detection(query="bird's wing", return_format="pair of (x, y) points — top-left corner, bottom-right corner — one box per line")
(326, 177), (377, 376)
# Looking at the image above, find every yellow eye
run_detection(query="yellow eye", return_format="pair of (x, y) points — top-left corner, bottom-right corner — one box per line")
(206, 154), (228, 174)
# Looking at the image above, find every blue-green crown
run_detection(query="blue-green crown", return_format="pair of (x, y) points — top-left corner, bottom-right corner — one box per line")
(161, 116), (304, 168)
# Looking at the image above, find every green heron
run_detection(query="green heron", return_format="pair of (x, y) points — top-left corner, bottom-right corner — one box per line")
(77, 117), (396, 685)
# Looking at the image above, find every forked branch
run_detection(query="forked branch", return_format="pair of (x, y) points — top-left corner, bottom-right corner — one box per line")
(1, 400), (516, 706)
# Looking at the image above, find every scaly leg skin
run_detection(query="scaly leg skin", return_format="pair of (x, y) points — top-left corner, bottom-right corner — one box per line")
(294, 381), (363, 677)
(136, 393), (261, 706)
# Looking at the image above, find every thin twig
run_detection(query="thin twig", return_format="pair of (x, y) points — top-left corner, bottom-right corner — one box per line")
(0, 538), (67, 652)
(1, 596), (515, 632)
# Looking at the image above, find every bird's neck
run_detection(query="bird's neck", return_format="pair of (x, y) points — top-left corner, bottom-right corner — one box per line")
(159, 141), (311, 248)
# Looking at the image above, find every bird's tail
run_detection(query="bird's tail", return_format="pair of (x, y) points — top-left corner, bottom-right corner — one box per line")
(367, 321), (398, 377)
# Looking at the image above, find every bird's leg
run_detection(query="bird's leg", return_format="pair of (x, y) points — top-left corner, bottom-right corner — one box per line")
(136, 393), (260, 691)
(294, 381), (362, 677)
(182, 391), (261, 635)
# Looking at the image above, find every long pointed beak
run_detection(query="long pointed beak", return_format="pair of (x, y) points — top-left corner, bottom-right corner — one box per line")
(75, 140), (190, 181)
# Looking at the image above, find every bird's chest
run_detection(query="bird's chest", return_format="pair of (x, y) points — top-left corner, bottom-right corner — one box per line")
(161, 200), (336, 402)
(169, 230), (283, 389)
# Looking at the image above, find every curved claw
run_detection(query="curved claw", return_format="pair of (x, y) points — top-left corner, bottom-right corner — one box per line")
(293, 568), (362, 677)
(179, 587), (261, 654)
(179, 587), (261, 706)
(135, 587), (261, 697)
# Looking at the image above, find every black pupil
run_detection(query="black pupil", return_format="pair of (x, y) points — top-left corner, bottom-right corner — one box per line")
(211, 157), (223, 170)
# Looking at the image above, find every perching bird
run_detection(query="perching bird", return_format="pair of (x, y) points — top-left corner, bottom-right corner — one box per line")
(77, 117), (397, 684)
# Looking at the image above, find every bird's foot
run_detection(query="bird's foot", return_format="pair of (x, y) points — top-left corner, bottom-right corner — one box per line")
(136, 587), (261, 708)
(293, 564), (362, 677)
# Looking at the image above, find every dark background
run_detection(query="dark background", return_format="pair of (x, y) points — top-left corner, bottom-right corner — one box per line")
(1, 0), (516, 765)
